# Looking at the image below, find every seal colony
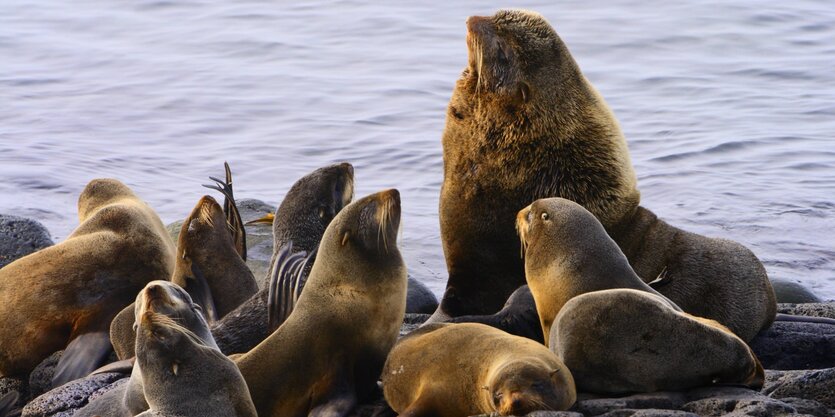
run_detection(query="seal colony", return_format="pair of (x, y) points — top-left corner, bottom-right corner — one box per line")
(0, 7), (826, 417)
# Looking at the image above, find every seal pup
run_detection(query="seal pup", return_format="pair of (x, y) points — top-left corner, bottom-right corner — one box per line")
(434, 9), (640, 320)
(382, 323), (575, 417)
(517, 198), (675, 344)
(134, 301), (256, 416)
(554, 289), (764, 394)
(235, 189), (407, 417)
(171, 194), (258, 322)
(77, 280), (220, 417)
(518, 198), (764, 393)
(0, 179), (175, 386)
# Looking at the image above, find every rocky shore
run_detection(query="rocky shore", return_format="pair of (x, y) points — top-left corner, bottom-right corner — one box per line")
(1, 204), (833, 417)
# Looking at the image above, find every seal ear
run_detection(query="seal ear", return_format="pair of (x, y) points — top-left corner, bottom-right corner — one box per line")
(52, 331), (113, 388)
(518, 82), (531, 103)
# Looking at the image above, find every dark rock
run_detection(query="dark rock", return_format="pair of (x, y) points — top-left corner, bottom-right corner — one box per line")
(575, 392), (687, 416)
(771, 280), (822, 304)
(0, 377), (26, 413)
(750, 321), (835, 370)
(0, 214), (53, 268)
(525, 412), (584, 417)
(27, 352), (61, 400)
(406, 277), (438, 314)
(682, 386), (797, 416)
(597, 410), (698, 417)
(400, 313), (430, 337)
(762, 368), (835, 409)
(775, 397), (830, 417)
(777, 303), (835, 320)
(21, 372), (125, 417)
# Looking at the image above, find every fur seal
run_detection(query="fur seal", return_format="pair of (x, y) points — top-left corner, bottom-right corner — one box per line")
(553, 289), (764, 394)
(517, 198), (674, 344)
(77, 280), (241, 417)
(134, 290), (256, 416)
(209, 162), (356, 355)
(171, 194), (258, 321)
(382, 323), (575, 417)
(433, 10), (776, 343)
(518, 198), (764, 393)
(435, 9), (640, 319)
(235, 189), (407, 417)
(110, 193), (258, 360)
(0, 179), (175, 386)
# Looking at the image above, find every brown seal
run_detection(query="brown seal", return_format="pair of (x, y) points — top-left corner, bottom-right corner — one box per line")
(435, 9), (639, 319)
(517, 198), (673, 344)
(554, 289), (764, 394)
(382, 322), (575, 417)
(0, 179), (175, 386)
(434, 9), (775, 343)
(134, 286), (256, 417)
(235, 189), (407, 417)
(518, 198), (764, 394)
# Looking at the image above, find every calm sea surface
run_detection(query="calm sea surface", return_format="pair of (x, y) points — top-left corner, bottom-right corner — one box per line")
(1, 0), (833, 299)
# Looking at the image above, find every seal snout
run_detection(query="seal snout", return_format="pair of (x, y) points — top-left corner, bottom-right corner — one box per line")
(516, 205), (533, 256)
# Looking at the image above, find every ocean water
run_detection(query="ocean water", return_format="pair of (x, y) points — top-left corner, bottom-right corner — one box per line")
(1, 0), (833, 299)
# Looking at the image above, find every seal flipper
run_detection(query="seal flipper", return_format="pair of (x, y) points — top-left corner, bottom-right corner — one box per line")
(202, 161), (247, 261)
(185, 262), (218, 324)
(308, 385), (357, 417)
(52, 331), (112, 387)
(91, 357), (135, 375)
(267, 242), (310, 332)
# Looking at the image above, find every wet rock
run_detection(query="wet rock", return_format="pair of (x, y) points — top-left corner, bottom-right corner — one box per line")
(682, 386), (797, 416)
(0, 214), (53, 268)
(21, 372), (125, 417)
(777, 303), (835, 320)
(750, 321), (835, 370)
(772, 280), (822, 304)
(762, 368), (835, 409)
(575, 392), (687, 416)
(406, 277), (438, 314)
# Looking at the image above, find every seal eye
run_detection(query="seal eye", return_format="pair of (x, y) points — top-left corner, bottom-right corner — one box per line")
(541, 212), (549, 221)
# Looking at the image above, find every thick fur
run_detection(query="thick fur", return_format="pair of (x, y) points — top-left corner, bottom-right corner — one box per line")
(79, 281), (249, 417)
(236, 190), (406, 417)
(171, 195), (258, 319)
(553, 289), (764, 394)
(519, 198), (764, 394)
(437, 10), (639, 318)
(382, 323), (575, 417)
(206, 163), (355, 356)
(0, 179), (175, 377)
(518, 198), (674, 345)
(611, 206), (776, 341)
(235, 190), (407, 417)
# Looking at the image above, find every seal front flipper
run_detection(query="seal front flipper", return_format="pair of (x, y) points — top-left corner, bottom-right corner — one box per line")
(203, 161), (247, 261)
(267, 242), (312, 332)
(52, 331), (112, 387)
(184, 261), (218, 323)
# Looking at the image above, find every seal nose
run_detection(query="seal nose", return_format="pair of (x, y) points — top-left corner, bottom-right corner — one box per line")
(340, 162), (354, 178)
